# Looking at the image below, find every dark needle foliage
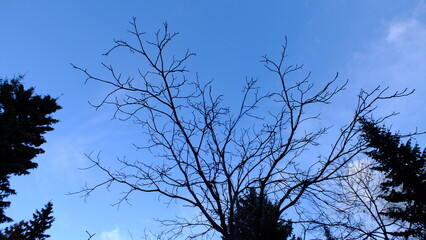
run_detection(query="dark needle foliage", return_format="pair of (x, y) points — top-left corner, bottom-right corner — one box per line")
(0, 202), (54, 240)
(233, 189), (293, 240)
(0, 76), (60, 239)
(360, 118), (426, 239)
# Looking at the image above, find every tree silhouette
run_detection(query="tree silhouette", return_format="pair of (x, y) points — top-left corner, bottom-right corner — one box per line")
(73, 18), (412, 239)
(308, 158), (398, 239)
(233, 188), (292, 240)
(309, 119), (426, 239)
(0, 76), (60, 239)
(0, 202), (54, 240)
(360, 118), (426, 239)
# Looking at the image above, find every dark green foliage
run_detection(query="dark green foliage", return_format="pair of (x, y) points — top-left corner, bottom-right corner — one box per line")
(0, 76), (59, 239)
(27, 202), (54, 240)
(233, 188), (293, 240)
(360, 118), (426, 238)
(0, 76), (61, 223)
(0, 202), (54, 240)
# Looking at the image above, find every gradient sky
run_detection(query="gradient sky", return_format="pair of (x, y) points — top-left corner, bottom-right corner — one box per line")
(1, 1), (426, 240)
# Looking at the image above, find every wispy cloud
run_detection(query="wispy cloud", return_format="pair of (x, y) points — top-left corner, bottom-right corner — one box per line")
(352, 17), (426, 85)
(385, 19), (419, 43)
(100, 228), (125, 240)
(348, 6), (426, 131)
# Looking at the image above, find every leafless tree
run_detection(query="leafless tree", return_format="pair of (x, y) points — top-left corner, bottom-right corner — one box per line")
(303, 130), (423, 240)
(72, 18), (412, 240)
(303, 159), (403, 240)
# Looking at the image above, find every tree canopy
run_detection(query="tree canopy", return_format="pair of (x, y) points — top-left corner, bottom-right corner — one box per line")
(233, 188), (293, 240)
(360, 118), (426, 239)
(0, 202), (54, 240)
(72, 19), (413, 239)
(0, 76), (60, 239)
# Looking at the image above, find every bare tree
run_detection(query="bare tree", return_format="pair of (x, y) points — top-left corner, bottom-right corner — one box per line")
(305, 159), (401, 240)
(302, 119), (424, 240)
(72, 18), (412, 240)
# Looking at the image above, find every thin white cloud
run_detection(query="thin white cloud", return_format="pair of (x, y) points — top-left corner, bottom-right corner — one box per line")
(348, 10), (426, 135)
(100, 228), (125, 240)
(386, 19), (418, 43)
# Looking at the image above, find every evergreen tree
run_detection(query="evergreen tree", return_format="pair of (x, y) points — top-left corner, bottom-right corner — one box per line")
(0, 202), (54, 240)
(0, 76), (60, 239)
(360, 118), (426, 238)
(26, 202), (54, 240)
(233, 188), (293, 240)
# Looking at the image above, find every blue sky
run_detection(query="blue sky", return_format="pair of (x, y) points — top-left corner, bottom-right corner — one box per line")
(1, 1), (425, 239)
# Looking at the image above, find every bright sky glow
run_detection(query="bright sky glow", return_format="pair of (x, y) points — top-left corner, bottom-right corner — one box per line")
(1, 1), (425, 239)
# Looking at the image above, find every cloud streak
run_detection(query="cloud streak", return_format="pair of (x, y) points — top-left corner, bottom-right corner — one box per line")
(100, 228), (126, 240)
(347, 9), (426, 134)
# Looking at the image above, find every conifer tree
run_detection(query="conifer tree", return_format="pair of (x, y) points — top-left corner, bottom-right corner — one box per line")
(360, 118), (426, 238)
(0, 76), (60, 239)
(233, 188), (293, 240)
(0, 202), (54, 240)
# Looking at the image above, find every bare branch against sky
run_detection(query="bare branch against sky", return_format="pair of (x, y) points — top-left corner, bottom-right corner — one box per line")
(72, 18), (414, 240)
(1, 1), (425, 239)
